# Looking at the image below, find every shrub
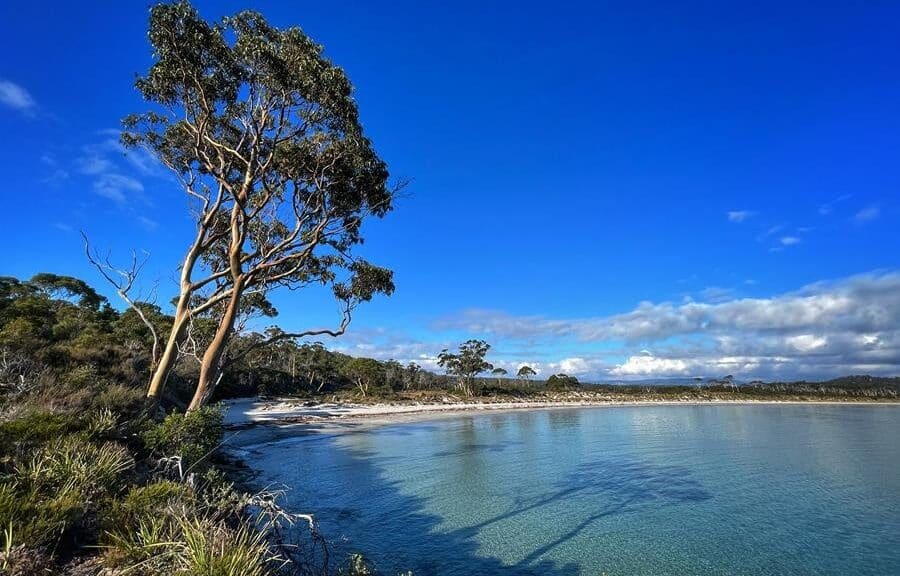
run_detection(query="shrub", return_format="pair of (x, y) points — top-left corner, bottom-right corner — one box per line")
(0, 481), (84, 549)
(106, 480), (195, 533)
(28, 382), (96, 413)
(16, 436), (134, 498)
(85, 407), (119, 440)
(102, 482), (193, 574)
(95, 383), (147, 417)
(177, 516), (276, 576)
(0, 411), (83, 456)
(1, 436), (131, 557)
(61, 363), (105, 390)
(547, 373), (580, 391)
(142, 406), (224, 474)
(105, 513), (277, 576)
(103, 514), (177, 574)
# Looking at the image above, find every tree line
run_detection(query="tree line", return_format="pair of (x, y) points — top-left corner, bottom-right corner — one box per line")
(0, 274), (584, 406)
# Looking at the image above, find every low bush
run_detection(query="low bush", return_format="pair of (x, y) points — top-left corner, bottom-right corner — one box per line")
(95, 382), (148, 417)
(105, 480), (195, 532)
(16, 436), (134, 498)
(0, 410), (83, 457)
(0, 433), (134, 557)
(142, 406), (225, 475)
(0, 479), (85, 550)
(177, 515), (277, 576)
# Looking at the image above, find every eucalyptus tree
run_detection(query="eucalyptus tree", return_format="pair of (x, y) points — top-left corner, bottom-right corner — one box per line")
(120, 2), (396, 409)
(546, 373), (579, 391)
(491, 367), (508, 386)
(342, 357), (383, 397)
(383, 359), (404, 390)
(297, 342), (332, 392)
(437, 340), (493, 397)
(517, 365), (537, 384)
(403, 361), (421, 390)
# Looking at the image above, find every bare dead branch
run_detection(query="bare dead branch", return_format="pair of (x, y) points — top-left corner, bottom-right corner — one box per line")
(82, 231), (161, 368)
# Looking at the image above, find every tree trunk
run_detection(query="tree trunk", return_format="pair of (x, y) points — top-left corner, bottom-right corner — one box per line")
(188, 196), (248, 411)
(187, 279), (244, 411)
(146, 227), (207, 400)
(146, 298), (190, 399)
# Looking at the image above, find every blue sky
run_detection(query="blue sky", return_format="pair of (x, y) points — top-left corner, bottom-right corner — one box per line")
(2, 1), (899, 380)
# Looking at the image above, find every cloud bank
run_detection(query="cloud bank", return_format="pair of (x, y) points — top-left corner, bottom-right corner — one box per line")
(424, 271), (900, 380)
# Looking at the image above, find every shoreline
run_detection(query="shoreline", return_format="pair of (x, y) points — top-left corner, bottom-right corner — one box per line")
(221, 396), (899, 447)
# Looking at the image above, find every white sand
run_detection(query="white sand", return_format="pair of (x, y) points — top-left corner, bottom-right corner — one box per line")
(221, 396), (893, 429)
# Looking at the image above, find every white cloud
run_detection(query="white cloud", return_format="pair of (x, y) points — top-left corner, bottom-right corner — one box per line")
(430, 272), (900, 380)
(785, 334), (827, 352)
(727, 210), (756, 223)
(137, 216), (159, 231)
(610, 354), (692, 376)
(779, 236), (801, 246)
(0, 80), (36, 114)
(819, 194), (851, 215)
(40, 154), (70, 184)
(73, 134), (166, 218)
(78, 153), (115, 176)
(696, 286), (734, 303)
(440, 272), (900, 344)
(757, 225), (784, 242)
(93, 173), (144, 204)
(853, 205), (880, 224)
(555, 357), (592, 375)
(609, 353), (781, 378)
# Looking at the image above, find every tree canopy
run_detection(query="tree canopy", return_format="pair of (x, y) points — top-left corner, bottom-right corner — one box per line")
(437, 339), (493, 397)
(546, 373), (580, 391)
(517, 365), (537, 381)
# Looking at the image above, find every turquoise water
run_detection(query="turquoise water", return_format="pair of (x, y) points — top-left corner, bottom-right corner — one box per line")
(248, 405), (900, 575)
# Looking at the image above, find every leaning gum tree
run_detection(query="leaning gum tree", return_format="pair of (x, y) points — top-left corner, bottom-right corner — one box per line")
(121, 2), (396, 409)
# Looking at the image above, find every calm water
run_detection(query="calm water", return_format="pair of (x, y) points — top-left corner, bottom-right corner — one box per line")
(247, 405), (900, 575)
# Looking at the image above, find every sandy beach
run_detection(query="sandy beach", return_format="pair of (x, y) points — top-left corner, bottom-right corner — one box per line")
(220, 396), (898, 448)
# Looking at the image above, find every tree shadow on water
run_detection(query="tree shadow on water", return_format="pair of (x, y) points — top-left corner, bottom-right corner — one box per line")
(270, 439), (711, 576)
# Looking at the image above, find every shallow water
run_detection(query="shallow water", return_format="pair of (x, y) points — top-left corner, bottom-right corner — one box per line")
(247, 405), (900, 575)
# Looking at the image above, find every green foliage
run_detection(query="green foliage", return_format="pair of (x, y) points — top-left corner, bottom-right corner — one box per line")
(0, 482), (85, 549)
(437, 340), (493, 397)
(142, 406), (224, 473)
(0, 434), (132, 554)
(102, 480), (195, 570)
(0, 411), (83, 455)
(342, 357), (384, 397)
(104, 499), (279, 576)
(85, 407), (120, 440)
(112, 481), (195, 527)
(175, 516), (275, 576)
(546, 373), (580, 391)
(103, 514), (177, 573)
(15, 436), (134, 498)
(517, 365), (537, 380)
(95, 383), (148, 416)
(27, 273), (105, 311)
